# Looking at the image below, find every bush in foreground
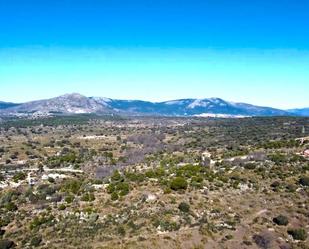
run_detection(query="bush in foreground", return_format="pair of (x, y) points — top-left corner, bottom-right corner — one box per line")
(273, 215), (289, 226)
(299, 176), (309, 186)
(178, 202), (190, 213)
(30, 236), (42, 247)
(287, 228), (307, 241)
(170, 177), (188, 191)
(0, 239), (15, 249)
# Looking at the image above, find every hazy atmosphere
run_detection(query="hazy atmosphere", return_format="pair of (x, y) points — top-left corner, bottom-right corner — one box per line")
(0, 2), (309, 249)
(1, 0), (309, 109)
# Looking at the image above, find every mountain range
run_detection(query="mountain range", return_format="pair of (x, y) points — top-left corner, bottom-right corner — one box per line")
(0, 93), (307, 117)
(0, 101), (20, 110)
(287, 108), (309, 117)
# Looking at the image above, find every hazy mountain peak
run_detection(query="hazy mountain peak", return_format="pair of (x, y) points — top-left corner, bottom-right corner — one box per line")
(0, 93), (112, 115)
(0, 101), (21, 110)
(0, 93), (304, 117)
(58, 93), (87, 99)
(288, 107), (309, 116)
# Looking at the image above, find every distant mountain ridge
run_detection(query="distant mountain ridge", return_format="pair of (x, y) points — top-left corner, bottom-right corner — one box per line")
(91, 97), (290, 117)
(0, 101), (20, 110)
(287, 108), (309, 117)
(0, 93), (306, 117)
(0, 93), (113, 114)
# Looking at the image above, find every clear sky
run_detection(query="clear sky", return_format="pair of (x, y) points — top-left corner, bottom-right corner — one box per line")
(0, 0), (308, 109)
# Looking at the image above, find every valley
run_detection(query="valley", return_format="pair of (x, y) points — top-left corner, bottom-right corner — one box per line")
(0, 116), (308, 248)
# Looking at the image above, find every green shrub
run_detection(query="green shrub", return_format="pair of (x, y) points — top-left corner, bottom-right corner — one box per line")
(111, 192), (119, 201)
(4, 202), (17, 212)
(0, 239), (15, 249)
(117, 226), (126, 236)
(287, 228), (307, 241)
(285, 184), (297, 193)
(12, 172), (26, 182)
(145, 168), (165, 179)
(65, 195), (74, 203)
(93, 179), (103, 184)
(81, 192), (95, 202)
(244, 163), (256, 170)
(0, 218), (10, 227)
(125, 172), (145, 182)
(299, 176), (309, 186)
(268, 153), (288, 165)
(154, 220), (180, 232)
(302, 164), (309, 172)
(58, 204), (66, 210)
(107, 181), (130, 198)
(106, 183), (115, 194)
(191, 176), (203, 183)
(170, 177), (188, 191)
(111, 170), (123, 182)
(62, 179), (82, 194)
(37, 184), (56, 196)
(117, 182), (129, 196)
(145, 170), (156, 178)
(225, 234), (233, 240)
(163, 187), (172, 194)
(30, 236), (42, 247)
(178, 202), (190, 213)
(273, 215), (288, 226)
(30, 214), (54, 230)
(47, 177), (55, 183)
(270, 181), (280, 190)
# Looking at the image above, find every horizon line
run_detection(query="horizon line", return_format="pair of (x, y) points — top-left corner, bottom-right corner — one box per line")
(0, 92), (307, 110)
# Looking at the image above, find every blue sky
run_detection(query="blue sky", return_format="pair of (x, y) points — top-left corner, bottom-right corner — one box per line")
(0, 0), (308, 108)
